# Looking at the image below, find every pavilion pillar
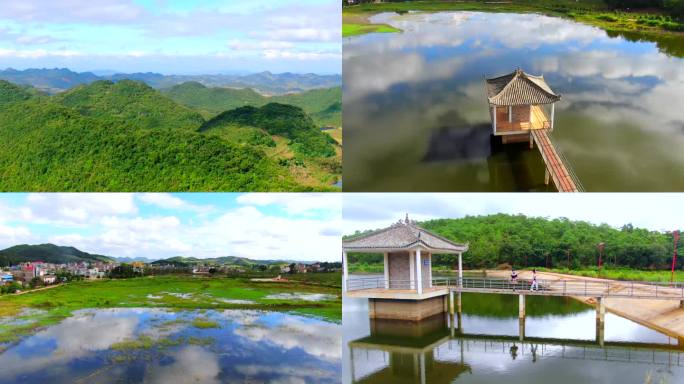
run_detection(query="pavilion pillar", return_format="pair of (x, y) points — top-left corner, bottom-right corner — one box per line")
(492, 105), (497, 134)
(383, 252), (389, 289)
(416, 249), (423, 295)
(508, 106), (512, 123)
(544, 168), (550, 185)
(551, 103), (555, 130)
(409, 251), (415, 290)
(458, 252), (463, 287)
(342, 251), (348, 293)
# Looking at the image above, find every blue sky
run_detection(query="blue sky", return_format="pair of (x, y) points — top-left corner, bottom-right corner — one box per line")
(0, 193), (341, 261)
(0, 0), (341, 74)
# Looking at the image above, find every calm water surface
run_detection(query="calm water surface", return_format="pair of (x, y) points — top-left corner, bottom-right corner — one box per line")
(343, 12), (684, 191)
(343, 293), (684, 383)
(0, 308), (341, 383)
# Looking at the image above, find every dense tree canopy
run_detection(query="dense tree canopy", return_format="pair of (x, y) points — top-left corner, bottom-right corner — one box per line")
(348, 214), (681, 270)
(200, 103), (337, 158)
(0, 80), (338, 191)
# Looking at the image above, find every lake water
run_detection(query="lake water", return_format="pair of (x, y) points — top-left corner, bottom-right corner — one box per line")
(0, 308), (341, 383)
(343, 12), (684, 191)
(343, 293), (684, 383)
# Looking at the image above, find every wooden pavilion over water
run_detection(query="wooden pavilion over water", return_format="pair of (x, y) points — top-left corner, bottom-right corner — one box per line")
(343, 215), (468, 321)
(485, 69), (561, 143)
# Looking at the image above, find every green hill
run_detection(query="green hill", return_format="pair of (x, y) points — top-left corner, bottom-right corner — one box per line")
(162, 82), (265, 113)
(0, 99), (302, 191)
(0, 80), (34, 105)
(200, 103), (337, 158)
(0, 244), (114, 266)
(151, 255), (290, 267)
(163, 82), (342, 126)
(55, 80), (205, 130)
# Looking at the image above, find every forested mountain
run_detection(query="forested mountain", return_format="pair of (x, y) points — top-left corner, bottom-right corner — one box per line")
(200, 103), (338, 158)
(0, 79), (338, 191)
(0, 244), (114, 266)
(55, 80), (205, 130)
(0, 80), (34, 105)
(163, 82), (342, 126)
(0, 68), (341, 94)
(348, 214), (681, 270)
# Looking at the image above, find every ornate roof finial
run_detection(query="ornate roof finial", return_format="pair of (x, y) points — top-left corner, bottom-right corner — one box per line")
(405, 213), (409, 224)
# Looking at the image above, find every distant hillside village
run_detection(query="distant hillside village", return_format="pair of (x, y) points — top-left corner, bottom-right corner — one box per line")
(0, 259), (341, 295)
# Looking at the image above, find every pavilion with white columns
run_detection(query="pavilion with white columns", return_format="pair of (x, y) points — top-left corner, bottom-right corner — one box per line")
(342, 215), (468, 301)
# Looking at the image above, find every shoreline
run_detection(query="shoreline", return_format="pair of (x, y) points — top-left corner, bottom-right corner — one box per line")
(343, 2), (684, 40)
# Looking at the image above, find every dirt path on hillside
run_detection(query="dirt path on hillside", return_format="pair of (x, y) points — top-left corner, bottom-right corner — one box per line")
(486, 270), (684, 339)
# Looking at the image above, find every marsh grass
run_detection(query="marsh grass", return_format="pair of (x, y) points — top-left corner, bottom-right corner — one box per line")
(0, 274), (341, 344)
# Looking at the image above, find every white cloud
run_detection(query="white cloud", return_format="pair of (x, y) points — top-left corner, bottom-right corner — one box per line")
(137, 193), (213, 213)
(0, 48), (82, 58)
(24, 193), (137, 226)
(236, 193), (342, 216)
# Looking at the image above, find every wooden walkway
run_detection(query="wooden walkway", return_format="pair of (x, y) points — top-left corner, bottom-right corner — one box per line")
(530, 128), (582, 192)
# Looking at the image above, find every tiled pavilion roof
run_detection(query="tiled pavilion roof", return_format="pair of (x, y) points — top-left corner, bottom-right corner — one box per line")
(343, 215), (468, 253)
(486, 69), (560, 106)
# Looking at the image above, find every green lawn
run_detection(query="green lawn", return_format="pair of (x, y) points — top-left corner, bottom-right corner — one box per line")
(0, 274), (341, 344)
(343, 23), (401, 37)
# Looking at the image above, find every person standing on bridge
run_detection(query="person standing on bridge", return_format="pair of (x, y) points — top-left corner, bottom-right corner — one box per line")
(530, 269), (539, 291)
(511, 268), (519, 291)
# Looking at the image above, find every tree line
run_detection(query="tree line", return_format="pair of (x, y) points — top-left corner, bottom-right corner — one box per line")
(347, 214), (681, 270)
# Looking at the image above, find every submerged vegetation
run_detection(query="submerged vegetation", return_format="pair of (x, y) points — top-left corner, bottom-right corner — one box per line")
(0, 79), (341, 191)
(0, 274), (341, 344)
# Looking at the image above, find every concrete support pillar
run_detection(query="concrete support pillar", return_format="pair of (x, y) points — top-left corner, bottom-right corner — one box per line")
(457, 311), (463, 334)
(551, 103), (555, 130)
(492, 105), (497, 134)
(383, 253), (389, 289)
(519, 317), (525, 341)
(416, 249), (423, 295)
(419, 353), (426, 384)
(596, 297), (605, 323)
(450, 313), (455, 338)
(457, 292), (462, 314)
(449, 290), (454, 315)
(519, 294), (525, 319)
(596, 297), (605, 347)
(342, 251), (348, 293)
(544, 168), (550, 185)
(368, 299), (376, 318)
(680, 300), (684, 309)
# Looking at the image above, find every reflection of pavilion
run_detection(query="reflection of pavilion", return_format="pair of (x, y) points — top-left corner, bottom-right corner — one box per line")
(348, 314), (684, 383)
(349, 315), (471, 384)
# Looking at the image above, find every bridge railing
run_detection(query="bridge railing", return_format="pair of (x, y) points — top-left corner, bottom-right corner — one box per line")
(346, 277), (418, 291)
(432, 277), (684, 299)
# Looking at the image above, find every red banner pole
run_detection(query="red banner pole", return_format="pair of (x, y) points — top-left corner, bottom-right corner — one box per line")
(672, 231), (679, 284)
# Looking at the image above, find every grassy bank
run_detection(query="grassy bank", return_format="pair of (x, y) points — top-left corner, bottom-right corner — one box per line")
(538, 267), (684, 282)
(0, 274), (341, 344)
(343, 0), (683, 37)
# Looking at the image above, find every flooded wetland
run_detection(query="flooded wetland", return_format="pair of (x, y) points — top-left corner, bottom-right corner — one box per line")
(343, 11), (684, 191)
